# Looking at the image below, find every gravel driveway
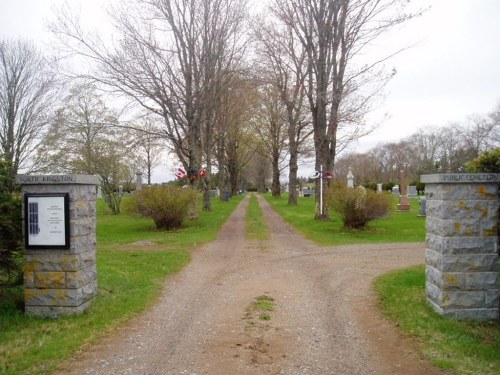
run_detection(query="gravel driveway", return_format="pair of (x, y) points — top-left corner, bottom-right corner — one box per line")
(56, 195), (443, 375)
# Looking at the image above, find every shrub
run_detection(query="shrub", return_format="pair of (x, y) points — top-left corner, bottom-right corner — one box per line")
(0, 156), (23, 286)
(415, 181), (425, 195)
(362, 182), (378, 191)
(466, 147), (500, 173)
(326, 183), (391, 229)
(382, 182), (395, 192)
(135, 185), (200, 230)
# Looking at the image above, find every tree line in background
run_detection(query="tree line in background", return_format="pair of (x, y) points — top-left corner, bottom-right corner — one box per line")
(1, 0), (498, 218)
(1, 0), (426, 216)
(334, 105), (500, 188)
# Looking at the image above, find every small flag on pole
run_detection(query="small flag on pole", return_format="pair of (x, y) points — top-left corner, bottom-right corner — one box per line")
(175, 167), (186, 180)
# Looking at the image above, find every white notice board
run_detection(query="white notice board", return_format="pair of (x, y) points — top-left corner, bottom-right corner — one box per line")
(25, 194), (70, 249)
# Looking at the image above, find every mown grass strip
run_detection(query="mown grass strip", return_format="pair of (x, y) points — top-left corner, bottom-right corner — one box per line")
(264, 193), (425, 245)
(0, 195), (244, 375)
(246, 195), (269, 240)
(374, 266), (500, 375)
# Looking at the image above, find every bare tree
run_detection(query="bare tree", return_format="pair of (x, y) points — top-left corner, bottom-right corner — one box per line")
(133, 113), (165, 185)
(252, 85), (288, 198)
(213, 74), (257, 198)
(50, 0), (248, 210)
(336, 108), (500, 185)
(36, 83), (136, 213)
(459, 113), (500, 157)
(253, 16), (313, 204)
(269, 0), (416, 217)
(0, 39), (57, 190)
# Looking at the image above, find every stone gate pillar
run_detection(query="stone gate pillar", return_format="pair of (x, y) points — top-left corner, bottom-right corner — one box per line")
(422, 173), (499, 320)
(16, 174), (99, 318)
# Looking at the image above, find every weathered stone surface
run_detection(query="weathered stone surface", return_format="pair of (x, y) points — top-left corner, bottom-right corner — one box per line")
(426, 199), (496, 221)
(485, 291), (500, 308)
(24, 271), (35, 288)
(441, 308), (499, 320)
(69, 235), (97, 254)
(425, 281), (441, 306)
(425, 183), (498, 201)
(34, 271), (66, 288)
(425, 249), (440, 268)
(25, 279), (97, 307)
(426, 217), (482, 237)
(427, 266), (498, 292)
(424, 174), (499, 320)
(66, 265), (97, 288)
(439, 254), (499, 273)
(16, 174), (99, 185)
(465, 272), (498, 290)
(70, 217), (94, 237)
(25, 299), (94, 319)
(426, 266), (464, 290)
(69, 199), (97, 219)
(19, 175), (98, 318)
(421, 173), (500, 184)
(25, 252), (95, 272)
(426, 234), (498, 255)
(439, 290), (486, 309)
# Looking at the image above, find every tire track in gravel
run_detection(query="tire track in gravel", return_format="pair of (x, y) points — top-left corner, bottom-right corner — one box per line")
(56, 195), (444, 375)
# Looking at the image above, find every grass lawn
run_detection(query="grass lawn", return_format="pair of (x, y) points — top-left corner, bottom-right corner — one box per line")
(0, 194), (243, 375)
(264, 192), (425, 245)
(246, 195), (269, 240)
(375, 266), (500, 375)
(265, 192), (499, 375)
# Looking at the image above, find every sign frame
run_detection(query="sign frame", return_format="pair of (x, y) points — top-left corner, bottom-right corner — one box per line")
(24, 193), (70, 249)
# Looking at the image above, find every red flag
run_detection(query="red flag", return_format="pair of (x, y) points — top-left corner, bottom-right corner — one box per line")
(176, 167), (186, 180)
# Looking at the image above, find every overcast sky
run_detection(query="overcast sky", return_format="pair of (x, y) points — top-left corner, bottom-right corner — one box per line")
(1, 0), (499, 180)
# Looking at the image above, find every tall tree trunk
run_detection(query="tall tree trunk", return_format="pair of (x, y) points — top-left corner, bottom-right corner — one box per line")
(272, 150), (281, 197)
(272, 166), (281, 198)
(288, 146), (299, 205)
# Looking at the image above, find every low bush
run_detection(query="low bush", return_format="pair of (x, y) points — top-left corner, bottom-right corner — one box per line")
(135, 185), (200, 230)
(326, 183), (391, 229)
(362, 182), (378, 191)
(382, 182), (395, 192)
(466, 147), (500, 173)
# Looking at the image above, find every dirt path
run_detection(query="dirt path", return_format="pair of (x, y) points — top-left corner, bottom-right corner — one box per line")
(57, 195), (443, 375)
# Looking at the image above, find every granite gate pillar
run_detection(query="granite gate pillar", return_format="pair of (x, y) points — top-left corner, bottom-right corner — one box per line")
(17, 174), (99, 318)
(422, 173), (499, 320)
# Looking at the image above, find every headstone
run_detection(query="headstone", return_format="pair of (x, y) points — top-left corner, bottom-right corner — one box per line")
(136, 171), (143, 192)
(422, 173), (499, 320)
(16, 174), (99, 318)
(418, 195), (426, 217)
(118, 185), (123, 195)
(347, 169), (354, 188)
(397, 169), (411, 211)
(391, 185), (399, 196)
(377, 183), (383, 193)
(303, 189), (315, 197)
(408, 185), (418, 198)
